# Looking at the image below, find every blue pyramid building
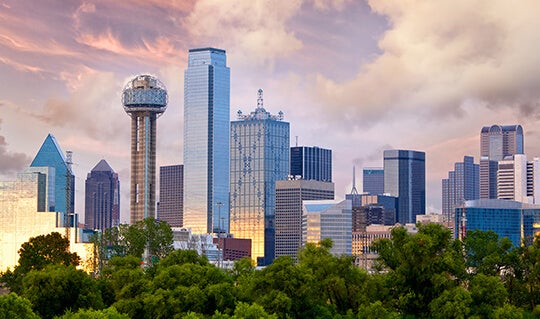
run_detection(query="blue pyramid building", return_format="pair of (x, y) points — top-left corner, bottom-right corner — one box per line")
(30, 134), (75, 214)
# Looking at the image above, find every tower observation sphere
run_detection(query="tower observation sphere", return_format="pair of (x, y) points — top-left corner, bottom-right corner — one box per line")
(122, 74), (168, 224)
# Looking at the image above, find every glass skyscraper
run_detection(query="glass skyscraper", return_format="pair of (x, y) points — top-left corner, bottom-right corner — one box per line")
(441, 156), (479, 222)
(290, 146), (332, 182)
(383, 149), (425, 224)
(230, 89), (290, 265)
(362, 167), (384, 195)
(84, 159), (120, 230)
(157, 164), (184, 227)
(183, 48), (230, 234)
(30, 134), (74, 214)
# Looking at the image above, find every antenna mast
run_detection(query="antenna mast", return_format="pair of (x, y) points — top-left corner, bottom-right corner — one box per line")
(350, 166), (358, 194)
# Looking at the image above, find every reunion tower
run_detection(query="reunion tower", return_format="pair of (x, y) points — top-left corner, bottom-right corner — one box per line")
(122, 74), (168, 223)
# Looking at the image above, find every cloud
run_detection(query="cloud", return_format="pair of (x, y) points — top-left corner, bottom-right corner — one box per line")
(0, 119), (32, 175)
(184, 0), (304, 67)
(310, 0), (540, 127)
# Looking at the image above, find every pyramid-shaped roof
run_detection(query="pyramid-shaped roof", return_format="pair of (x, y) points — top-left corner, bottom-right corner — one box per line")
(30, 134), (69, 172)
(92, 159), (114, 172)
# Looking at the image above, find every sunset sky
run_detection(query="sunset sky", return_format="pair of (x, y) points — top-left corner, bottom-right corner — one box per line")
(2, 0), (540, 222)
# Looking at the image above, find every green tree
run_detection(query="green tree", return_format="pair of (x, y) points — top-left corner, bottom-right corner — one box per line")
(20, 265), (104, 319)
(428, 286), (472, 319)
(233, 302), (278, 319)
(469, 273), (507, 318)
(57, 307), (129, 319)
(463, 230), (513, 276)
(1, 232), (79, 293)
(0, 293), (39, 319)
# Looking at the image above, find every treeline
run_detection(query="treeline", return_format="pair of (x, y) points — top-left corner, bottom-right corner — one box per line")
(1, 222), (540, 319)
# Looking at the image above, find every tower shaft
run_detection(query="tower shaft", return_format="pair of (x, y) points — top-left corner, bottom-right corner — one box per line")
(130, 111), (157, 223)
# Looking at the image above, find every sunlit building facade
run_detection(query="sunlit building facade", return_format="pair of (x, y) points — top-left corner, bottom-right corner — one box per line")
(183, 47), (230, 234)
(230, 90), (289, 265)
(302, 199), (352, 256)
(84, 159), (120, 230)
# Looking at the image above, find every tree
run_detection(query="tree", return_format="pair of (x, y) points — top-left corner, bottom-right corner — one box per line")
(1, 232), (79, 293)
(463, 229), (513, 276)
(0, 293), (39, 319)
(57, 307), (129, 319)
(20, 265), (104, 319)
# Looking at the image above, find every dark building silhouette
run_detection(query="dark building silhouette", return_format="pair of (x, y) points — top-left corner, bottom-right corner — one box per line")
(290, 146), (332, 182)
(363, 168), (384, 195)
(84, 159), (120, 230)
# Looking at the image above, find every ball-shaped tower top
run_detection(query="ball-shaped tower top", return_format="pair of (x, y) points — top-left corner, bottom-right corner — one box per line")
(122, 74), (168, 115)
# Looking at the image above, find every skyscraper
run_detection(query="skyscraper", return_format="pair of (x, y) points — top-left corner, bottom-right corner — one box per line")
(84, 160), (120, 230)
(157, 165), (184, 227)
(383, 149), (425, 224)
(480, 125), (524, 199)
(496, 154), (540, 203)
(441, 156), (479, 222)
(30, 134), (74, 214)
(230, 89), (289, 265)
(363, 167), (384, 195)
(122, 74), (168, 223)
(275, 179), (334, 259)
(183, 47), (230, 234)
(290, 146), (332, 182)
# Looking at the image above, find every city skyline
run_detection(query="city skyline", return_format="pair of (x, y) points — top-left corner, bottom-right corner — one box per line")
(2, 1), (540, 222)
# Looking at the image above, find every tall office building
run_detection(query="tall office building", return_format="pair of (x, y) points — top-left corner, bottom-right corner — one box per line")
(157, 165), (184, 227)
(363, 168), (384, 195)
(290, 146), (332, 182)
(122, 74), (168, 223)
(480, 125), (524, 199)
(30, 134), (74, 214)
(383, 149), (425, 224)
(497, 154), (540, 203)
(183, 47), (230, 234)
(275, 179), (334, 259)
(84, 160), (120, 230)
(441, 156), (479, 222)
(230, 89), (289, 265)
(303, 199), (352, 256)
(346, 193), (398, 232)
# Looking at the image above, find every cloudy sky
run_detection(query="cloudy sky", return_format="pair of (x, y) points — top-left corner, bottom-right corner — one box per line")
(2, 0), (540, 223)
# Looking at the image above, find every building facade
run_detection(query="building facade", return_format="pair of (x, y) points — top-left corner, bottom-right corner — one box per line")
(455, 199), (540, 246)
(497, 154), (540, 203)
(122, 75), (168, 223)
(157, 165), (184, 227)
(383, 149), (426, 224)
(363, 167), (384, 195)
(30, 134), (74, 214)
(275, 179), (334, 259)
(290, 146), (332, 182)
(441, 156), (479, 222)
(183, 47), (230, 234)
(230, 89), (290, 265)
(480, 124), (524, 199)
(84, 159), (120, 230)
(302, 199), (352, 256)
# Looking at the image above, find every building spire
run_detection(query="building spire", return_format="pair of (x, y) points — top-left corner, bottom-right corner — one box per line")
(257, 89), (263, 109)
(350, 166), (358, 194)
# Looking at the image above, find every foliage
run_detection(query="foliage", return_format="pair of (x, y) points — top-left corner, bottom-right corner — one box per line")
(20, 265), (104, 319)
(57, 307), (129, 319)
(0, 293), (39, 319)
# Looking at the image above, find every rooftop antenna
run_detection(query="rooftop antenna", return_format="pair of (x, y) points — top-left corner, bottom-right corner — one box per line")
(257, 89), (263, 109)
(295, 136), (298, 147)
(350, 166), (358, 194)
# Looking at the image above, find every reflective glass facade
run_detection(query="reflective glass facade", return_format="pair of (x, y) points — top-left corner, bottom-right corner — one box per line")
(230, 99), (289, 265)
(84, 160), (120, 230)
(183, 48), (230, 234)
(290, 146), (332, 182)
(362, 168), (384, 195)
(383, 149), (425, 224)
(455, 199), (540, 246)
(30, 134), (74, 213)
(442, 156), (479, 222)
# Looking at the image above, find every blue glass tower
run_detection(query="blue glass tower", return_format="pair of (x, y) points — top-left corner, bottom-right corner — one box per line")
(290, 146), (332, 182)
(442, 156), (479, 222)
(383, 149), (425, 224)
(84, 159), (120, 230)
(230, 89), (290, 265)
(363, 168), (384, 195)
(183, 48), (230, 234)
(30, 134), (74, 214)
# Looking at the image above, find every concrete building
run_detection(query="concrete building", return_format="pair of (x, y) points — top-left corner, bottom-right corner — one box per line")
(122, 75), (168, 223)
(157, 165), (184, 227)
(230, 89), (289, 265)
(497, 154), (540, 203)
(183, 47), (230, 235)
(275, 179), (334, 259)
